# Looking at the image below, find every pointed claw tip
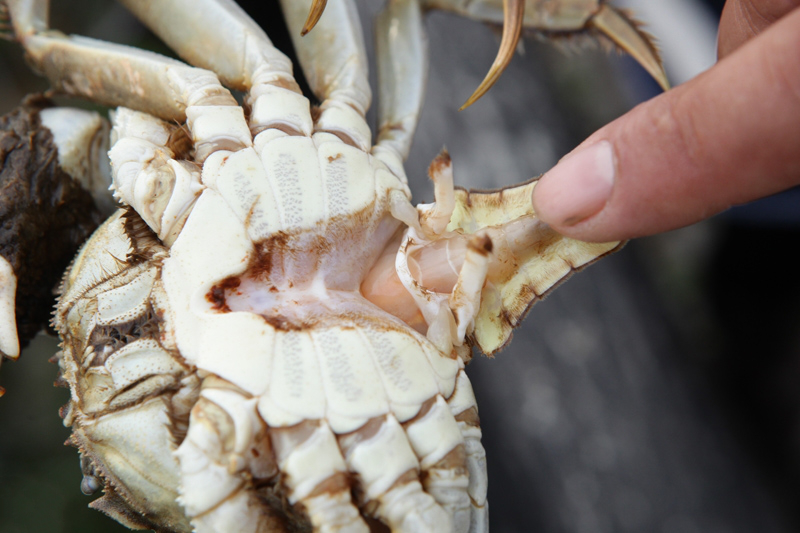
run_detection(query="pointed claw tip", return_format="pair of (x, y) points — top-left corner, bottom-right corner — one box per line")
(469, 234), (494, 255)
(589, 5), (670, 93)
(652, 68), (670, 92)
(301, 0), (328, 37)
(460, 0), (524, 110)
(459, 90), (483, 111)
(458, 51), (505, 110)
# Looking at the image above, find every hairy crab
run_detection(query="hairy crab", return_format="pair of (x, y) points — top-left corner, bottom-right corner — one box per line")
(0, 0), (666, 531)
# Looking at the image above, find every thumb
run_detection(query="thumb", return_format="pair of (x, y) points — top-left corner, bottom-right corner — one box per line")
(531, 7), (800, 242)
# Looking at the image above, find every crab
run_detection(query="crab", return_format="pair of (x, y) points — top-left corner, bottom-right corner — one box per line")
(0, 0), (667, 531)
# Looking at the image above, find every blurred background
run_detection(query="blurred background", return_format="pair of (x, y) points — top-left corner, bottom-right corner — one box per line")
(1, 0), (799, 531)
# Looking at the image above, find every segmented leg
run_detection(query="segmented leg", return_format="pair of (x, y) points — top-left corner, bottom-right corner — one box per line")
(404, 395), (472, 532)
(279, 0), (372, 152)
(176, 378), (283, 532)
(420, 0), (669, 105)
(447, 370), (489, 532)
(374, 0), (427, 169)
(339, 415), (452, 531)
(270, 421), (368, 532)
(7, 1), (244, 131)
(117, 0), (312, 139)
(368, 0), (669, 112)
(108, 108), (202, 245)
(282, 0), (421, 229)
(5, 0), (258, 248)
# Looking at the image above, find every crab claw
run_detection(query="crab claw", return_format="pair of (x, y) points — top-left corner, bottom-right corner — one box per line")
(460, 0), (525, 110)
(301, 0), (328, 36)
(588, 4), (670, 92)
(459, 0), (669, 109)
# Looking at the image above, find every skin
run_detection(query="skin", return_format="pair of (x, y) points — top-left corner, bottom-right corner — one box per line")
(531, 0), (800, 242)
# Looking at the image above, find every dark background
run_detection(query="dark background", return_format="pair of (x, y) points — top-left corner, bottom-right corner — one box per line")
(1, 1), (799, 531)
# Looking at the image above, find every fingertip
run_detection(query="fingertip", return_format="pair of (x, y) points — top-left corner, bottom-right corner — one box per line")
(536, 9), (800, 244)
(532, 140), (616, 229)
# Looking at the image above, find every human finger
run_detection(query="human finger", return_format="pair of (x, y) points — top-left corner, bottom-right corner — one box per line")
(718, 0), (800, 58)
(530, 7), (800, 242)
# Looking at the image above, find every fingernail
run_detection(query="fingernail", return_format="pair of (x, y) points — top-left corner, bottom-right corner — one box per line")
(532, 140), (616, 226)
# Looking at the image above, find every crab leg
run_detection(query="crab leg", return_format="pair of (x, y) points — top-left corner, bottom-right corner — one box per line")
(6, 1), (244, 125)
(5, 0), (254, 180)
(176, 382), (284, 533)
(280, 0), (422, 240)
(108, 108), (203, 245)
(370, 0), (434, 234)
(270, 421), (369, 532)
(459, 0), (525, 110)
(374, 0), (429, 163)
(279, 0), (369, 115)
(423, 0), (669, 105)
(338, 415), (452, 531)
(446, 370), (489, 532)
(589, 4), (670, 89)
(116, 0), (313, 138)
(403, 395), (472, 532)
(280, 0), (372, 152)
(6, 0), (319, 243)
(117, 0), (295, 93)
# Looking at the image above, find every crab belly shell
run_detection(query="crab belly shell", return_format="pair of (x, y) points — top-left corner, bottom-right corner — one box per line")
(162, 134), (460, 432)
(55, 211), (196, 532)
(54, 122), (493, 530)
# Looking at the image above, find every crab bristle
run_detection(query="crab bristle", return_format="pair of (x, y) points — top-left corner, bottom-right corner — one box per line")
(586, 5), (669, 90)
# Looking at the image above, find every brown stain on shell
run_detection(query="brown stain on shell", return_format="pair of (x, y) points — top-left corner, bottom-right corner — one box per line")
(121, 207), (163, 265)
(305, 471), (352, 499)
(250, 231), (291, 282)
(401, 396), (438, 428)
(454, 406), (481, 428)
(205, 276), (241, 313)
(420, 444), (468, 485)
(427, 149), (451, 178)
(338, 416), (386, 450)
(468, 234), (493, 255)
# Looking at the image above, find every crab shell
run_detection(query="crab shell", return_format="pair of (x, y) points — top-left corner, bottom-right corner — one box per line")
(0, 0), (662, 530)
(54, 171), (618, 532)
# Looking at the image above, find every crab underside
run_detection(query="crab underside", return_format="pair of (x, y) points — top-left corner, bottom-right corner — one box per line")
(0, 0), (665, 531)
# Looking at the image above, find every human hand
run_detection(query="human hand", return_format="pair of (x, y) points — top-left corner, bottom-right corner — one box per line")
(530, 1), (800, 242)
